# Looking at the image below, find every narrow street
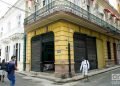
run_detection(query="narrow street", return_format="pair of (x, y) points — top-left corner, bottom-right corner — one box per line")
(0, 68), (120, 86)
(74, 68), (120, 86)
(0, 73), (75, 86)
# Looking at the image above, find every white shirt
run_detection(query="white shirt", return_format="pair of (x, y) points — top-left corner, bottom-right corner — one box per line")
(80, 60), (90, 71)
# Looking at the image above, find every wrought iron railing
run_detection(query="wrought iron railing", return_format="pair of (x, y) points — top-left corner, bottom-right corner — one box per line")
(24, 0), (120, 35)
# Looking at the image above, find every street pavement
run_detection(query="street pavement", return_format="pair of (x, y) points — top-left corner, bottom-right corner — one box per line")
(74, 68), (120, 86)
(0, 73), (76, 86)
(0, 68), (120, 86)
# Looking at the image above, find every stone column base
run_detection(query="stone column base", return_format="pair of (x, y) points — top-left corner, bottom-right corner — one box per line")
(25, 63), (31, 72)
(55, 64), (75, 78)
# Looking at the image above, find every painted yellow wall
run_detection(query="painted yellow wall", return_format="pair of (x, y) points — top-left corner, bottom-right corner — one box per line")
(26, 20), (119, 71)
(96, 39), (105, 69)
(26, 31), (35, 71)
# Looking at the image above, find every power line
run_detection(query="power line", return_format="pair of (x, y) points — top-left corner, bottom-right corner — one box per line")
(0, 0), (30, 13)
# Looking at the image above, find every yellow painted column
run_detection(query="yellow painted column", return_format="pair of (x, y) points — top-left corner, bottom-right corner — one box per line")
(26, 31), (35, 71)
(54, 22), (75, 77)
(102, 37), (107, 67)
(96, 39), (105, 69)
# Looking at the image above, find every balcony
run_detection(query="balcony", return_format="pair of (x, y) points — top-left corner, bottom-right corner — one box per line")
(24, 0), (120, 36)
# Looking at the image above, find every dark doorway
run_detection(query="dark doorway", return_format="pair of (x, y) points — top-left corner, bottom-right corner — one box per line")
(15, 43), (18, 66)
(86, 37), (97, 69)
(74, 33), (86, 73)
(113, 43), (117, 64)
(31, 32), (54, 72)
(107, 41), (111, 59)
(42, 41), (54, 72)
(74, 32), (97, 73)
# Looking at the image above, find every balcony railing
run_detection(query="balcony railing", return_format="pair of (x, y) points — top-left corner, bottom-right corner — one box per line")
(24, 0), (120, 35)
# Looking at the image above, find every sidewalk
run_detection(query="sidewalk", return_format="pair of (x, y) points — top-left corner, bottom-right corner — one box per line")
(17, 65), (120, 83)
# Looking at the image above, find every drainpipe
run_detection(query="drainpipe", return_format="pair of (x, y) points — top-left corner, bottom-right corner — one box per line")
(23, 34), (26, 71)
(68, 42), (72, 77)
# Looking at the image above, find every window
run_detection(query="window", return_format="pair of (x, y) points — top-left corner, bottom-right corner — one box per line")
(17, 14), (21, 27)
(43, 0), (46, 6)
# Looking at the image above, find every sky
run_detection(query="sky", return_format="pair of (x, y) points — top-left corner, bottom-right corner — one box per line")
(109, 0), (117, 10)
(0, 0), (18, 18)
(0, 0), (118, 19)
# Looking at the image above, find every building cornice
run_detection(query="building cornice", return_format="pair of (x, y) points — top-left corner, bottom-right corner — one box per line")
(24, 0), (120, 40)
(0, 33), (24, 44)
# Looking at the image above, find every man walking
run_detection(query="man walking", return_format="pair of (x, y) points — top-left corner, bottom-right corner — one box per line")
(80, 58), (90, 81)
(7, 56), (17, 86)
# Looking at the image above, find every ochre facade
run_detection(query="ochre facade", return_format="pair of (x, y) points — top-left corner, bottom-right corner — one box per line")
(26, 20), (119, 77)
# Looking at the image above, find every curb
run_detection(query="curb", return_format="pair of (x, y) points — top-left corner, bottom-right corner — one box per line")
(17, 65), (120, 83)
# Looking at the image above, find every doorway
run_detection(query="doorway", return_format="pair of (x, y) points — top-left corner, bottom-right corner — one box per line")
(31, 32), (54, 72)
(74, 32), (97, 73)
(113, 43), (117, 64)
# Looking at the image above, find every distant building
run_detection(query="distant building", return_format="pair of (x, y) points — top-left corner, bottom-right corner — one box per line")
(24, 0), (120, 77)
(0, 0), (25, 71)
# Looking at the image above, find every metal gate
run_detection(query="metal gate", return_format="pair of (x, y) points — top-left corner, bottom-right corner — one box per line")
(86, 37), (97, 70)
(31, 32), (54, 72)
(74, 32), (97, 73)
(74, 33), (86, 73)
(31, 35), (42, 72)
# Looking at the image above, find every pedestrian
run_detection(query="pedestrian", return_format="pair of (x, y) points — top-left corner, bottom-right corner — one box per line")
(80, 58), (90, 81)
(7, 56), (17, 86)
(0, 59), (6, 82)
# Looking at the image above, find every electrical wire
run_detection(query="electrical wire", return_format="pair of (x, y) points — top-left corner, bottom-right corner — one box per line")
(0, 0), (30, 13)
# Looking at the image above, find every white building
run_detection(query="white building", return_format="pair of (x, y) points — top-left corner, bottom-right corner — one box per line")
(0, 0), (25, 71)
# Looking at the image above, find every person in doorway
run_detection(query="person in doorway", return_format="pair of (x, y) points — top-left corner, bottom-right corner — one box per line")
(80, 58), (90, 81)
(7, 56), (17, 86)
(0, 59), (6, 82)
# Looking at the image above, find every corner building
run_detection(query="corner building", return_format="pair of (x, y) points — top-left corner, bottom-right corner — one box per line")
(24, 0), (120, 77)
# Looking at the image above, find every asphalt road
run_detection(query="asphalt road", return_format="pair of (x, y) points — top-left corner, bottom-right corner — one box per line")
(0, 68), (120, 86)
(74, 68), (120, 86)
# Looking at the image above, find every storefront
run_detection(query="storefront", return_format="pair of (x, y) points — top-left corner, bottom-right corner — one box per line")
(25, 21), (119, 77)
(31, 32), (54, 72)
